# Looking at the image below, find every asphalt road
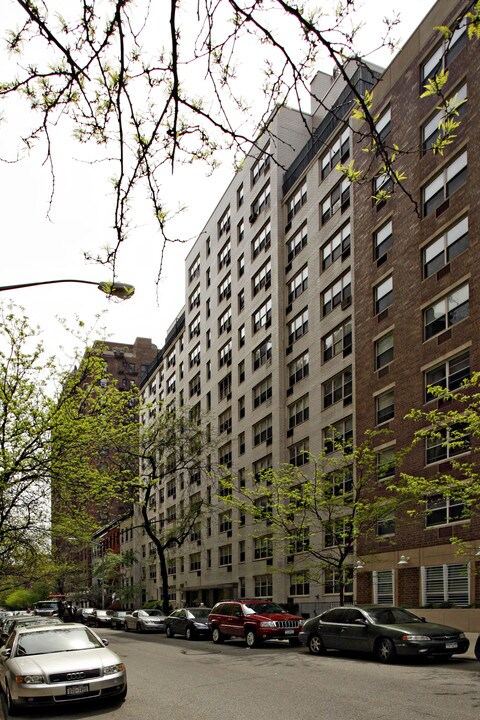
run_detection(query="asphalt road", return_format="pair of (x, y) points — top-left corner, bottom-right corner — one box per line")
(1, 629), (479, 720)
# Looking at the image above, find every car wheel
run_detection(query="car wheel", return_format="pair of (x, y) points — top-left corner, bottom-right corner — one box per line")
(211, 626), (224, 644)
(166, 626), (174, 639)
(375, 637), (397, 663)
(245, 629), (259, 648)
(185, 626), (193, 641)
(308, 633), (325, 655)
(136, 623), (142, 633)
(6, 684), (19, 716)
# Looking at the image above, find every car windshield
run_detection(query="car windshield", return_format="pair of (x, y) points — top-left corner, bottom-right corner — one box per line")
(189, 608), (210, 619)
(143, 610), (163, 617)
(243, 602), (285, 615)
(366, 607), (423, 624)
(35, 602), (57, 610)
(15, 627), (104, 656)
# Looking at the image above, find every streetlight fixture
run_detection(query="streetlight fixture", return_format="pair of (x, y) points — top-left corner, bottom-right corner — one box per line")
(0, 279), (135, 300)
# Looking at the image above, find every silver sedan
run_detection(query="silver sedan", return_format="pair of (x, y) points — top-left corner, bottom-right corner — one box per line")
(0, 623), (127, 715)
(124, 609), (166, 633)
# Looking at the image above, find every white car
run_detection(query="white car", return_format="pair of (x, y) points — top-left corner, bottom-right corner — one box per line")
(0, 623), (127, 715)
(124, 609), (166, 633)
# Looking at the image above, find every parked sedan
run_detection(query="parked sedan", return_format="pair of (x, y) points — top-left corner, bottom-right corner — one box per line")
(165, 607), (212, 640)
(86, 609), (114, 628)
(0, 615), (63, 646)
(124, 609), (166, 633)
(299, 605), (470, 663)
(110, 611), (127, 630)
(0, 623), (127, 714)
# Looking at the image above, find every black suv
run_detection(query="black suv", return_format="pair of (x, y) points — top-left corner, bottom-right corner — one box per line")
(207, 600), (303, 647)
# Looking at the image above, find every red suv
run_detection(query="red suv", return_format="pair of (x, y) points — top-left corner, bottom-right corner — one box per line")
(207, 600), (303, 647)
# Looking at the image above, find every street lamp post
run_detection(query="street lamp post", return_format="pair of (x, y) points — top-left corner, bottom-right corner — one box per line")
(0, 279), (135, 300)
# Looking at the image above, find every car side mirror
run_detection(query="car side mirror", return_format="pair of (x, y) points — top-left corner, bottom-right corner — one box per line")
(0, 649), (11, 659)
(101, 639), (109, 646)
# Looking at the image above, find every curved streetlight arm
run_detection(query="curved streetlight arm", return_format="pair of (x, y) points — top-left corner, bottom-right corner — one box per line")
(0, 279), (135, 300)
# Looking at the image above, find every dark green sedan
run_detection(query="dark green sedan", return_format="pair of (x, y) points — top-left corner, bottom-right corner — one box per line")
(298, 605), (469, 663)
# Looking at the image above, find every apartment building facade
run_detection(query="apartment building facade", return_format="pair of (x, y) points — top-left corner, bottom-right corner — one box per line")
(122, 0), (480, 613)
(353, 0), (480, 608)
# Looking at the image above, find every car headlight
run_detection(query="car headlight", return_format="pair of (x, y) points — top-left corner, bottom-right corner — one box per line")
(402, 634), (431, 642)
(458, 633), (466, 639)
(103, 663), (126, 676)
(193, 622), (205, 628)
(259, 621), (277, 628)
(15, 675), (45, 685)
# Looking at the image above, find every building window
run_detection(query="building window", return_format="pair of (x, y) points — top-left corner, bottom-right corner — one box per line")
(374, 276), (393, 315)
(323, 416), (353, 453)
(238, 395), (245, 420)
(254, 574), (273, 597)
(375, 331), (394, 370)
(251, 142), (270, 186)
(376, 388), (394, 424)
(218, 274), (232, 302)
(376, 514), (395, 537)
(323, 368), (352, 409)
(288, 308), (308, 345)
(239, 542), (246, 563)
(424, 283), (469, 340)
(189, 285), (200, 310)
(289, 527), (310, 554)
(322, 222), (351, 270)
(321, 178), (350, 225)
(425, 422), (470, 465)
(375, 107), (391, 142)
(166, 374), (176, 394)
(376, 446), (395, 481)
(373, 570), (394, 604)
(254, 535), (273, 560)
(253, 415), (272, 447)
(288, 395), (309, 428)
(189, 315), (200, 339)
(320, 128), (349, 179)
(189, 373), (201, 398)
(219, 339), (232, 368)
(218, 306), (232, 336)
(422, 563), (469, 607)
(422, 82), (467, 154)
(287, 222), (307, 262)
(252, 221), (271, 259)
(288, 351), (309, 387)
(420, 18), (467, 87)
(237, 183), (244, 208)
(373, 171), (393, 200)
(289, 571), (310, 597)
(189, 552), (201, 572)
(374, 220), (392, 260)
(189, 344), (201, 369)
(219, 544), (233, 566)
(289, 438), (309, 467)
(188, 255), (200, 283)
(218, 207), (231, 238)
(423, 150), (467, 217)
(218, 442), (232, 468)
(218, 240), (231, 270)
(253, 260), (272, 296)
(253, 298), (272, 333)
(425, 494), (465, 528)
(424, 349), (470, 402)
(288, 266), (308, 304)
(250, 182), (271, 220)
(218, 373), (232, 401)
(322, 319), (352, 363)
(286, 179), (307, 223)
(253, 336), (272, 370)
(253, 455), (272, 483)
(423, 216), (468, 278)
(253, 375), (272, 408)
(218, 408), (232, 435)
(322, 271), (351, 317)
(324, 567), (353, 596)
(238, 253), (245, 278)
(238, 324), (246, 348)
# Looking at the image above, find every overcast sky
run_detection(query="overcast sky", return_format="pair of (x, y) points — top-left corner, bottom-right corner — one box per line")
(0, 1), (436, 366)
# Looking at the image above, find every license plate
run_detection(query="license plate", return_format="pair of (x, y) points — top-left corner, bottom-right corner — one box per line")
(445, 642), (457, 649)
(284, 629), (294, 635)
(66, 684), (90, 696)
